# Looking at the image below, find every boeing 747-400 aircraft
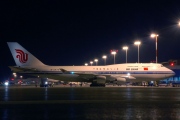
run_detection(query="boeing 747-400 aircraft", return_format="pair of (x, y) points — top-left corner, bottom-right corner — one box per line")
(7, 42), (175, 87)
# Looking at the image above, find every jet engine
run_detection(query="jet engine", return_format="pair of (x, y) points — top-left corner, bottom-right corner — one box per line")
(96, 75), (106, 79)
(116, 77), (126, 82)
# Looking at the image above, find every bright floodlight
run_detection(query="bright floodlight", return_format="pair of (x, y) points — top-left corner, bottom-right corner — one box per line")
(111, 50), (117, 64)
(179, 22), (180, 26)
(94, 59), (98, 62)
(90, 61), (93, 66)
(102, 55), (107, 65)
(102, 55), (107, 59)
(122, 46), (128, 50)
(85, 63), (88, 66)
(134, 41), (141, 45)
(151, 34), (158, 38)
(134, 41), (141, 63)
(111, 51), (116, 55)
(5, 82), (9, 86)
(122, 46), (128, 63)
(94, 59), (98, 66)
(150, 33), (159, 63)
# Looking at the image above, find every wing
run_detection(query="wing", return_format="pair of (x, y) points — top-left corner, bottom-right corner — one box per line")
(59, 68), (137, 80)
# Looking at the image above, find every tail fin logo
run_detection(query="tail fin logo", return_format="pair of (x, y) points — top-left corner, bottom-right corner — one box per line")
(15, 49), (28, 63)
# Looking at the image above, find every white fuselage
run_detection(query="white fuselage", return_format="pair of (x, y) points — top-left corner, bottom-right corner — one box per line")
(22, 63), (175, 82)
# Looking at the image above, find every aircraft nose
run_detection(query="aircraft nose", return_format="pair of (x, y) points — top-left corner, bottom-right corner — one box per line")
(170, 70), (175, 76)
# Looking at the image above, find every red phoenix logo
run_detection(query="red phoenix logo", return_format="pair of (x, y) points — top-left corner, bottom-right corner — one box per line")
(15, 49), (28, 63)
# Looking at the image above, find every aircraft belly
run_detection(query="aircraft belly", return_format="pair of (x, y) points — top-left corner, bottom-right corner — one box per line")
(130, 74), (168, 82)
(108, 73), (173, 82)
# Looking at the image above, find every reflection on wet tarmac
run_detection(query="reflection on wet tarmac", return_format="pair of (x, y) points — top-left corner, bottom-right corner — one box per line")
(4, 86), (9, 101)
(44, 87), (48, 100)
(1, 87), (180, 119)
(2, 108), (8, 120)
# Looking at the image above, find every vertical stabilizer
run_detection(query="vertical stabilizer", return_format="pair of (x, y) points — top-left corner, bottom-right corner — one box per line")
(7, 42), (45, 66)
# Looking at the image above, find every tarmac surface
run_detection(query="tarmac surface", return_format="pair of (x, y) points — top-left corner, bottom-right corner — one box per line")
(1, 85), (180, 119)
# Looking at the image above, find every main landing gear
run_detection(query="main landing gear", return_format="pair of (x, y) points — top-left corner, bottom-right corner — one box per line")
(90, 83), (105, 87)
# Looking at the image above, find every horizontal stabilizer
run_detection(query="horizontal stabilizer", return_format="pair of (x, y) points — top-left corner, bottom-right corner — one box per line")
(9, 66), (39, 73)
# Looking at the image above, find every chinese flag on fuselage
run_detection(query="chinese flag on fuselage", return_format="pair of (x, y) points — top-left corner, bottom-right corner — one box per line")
(144, 68), (148, 70)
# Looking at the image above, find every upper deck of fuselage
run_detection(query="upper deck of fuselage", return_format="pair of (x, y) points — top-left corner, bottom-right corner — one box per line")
(26, 63), (172, 72)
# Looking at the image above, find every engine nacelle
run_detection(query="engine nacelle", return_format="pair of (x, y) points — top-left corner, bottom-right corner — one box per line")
(93, 79), (106, 84)
(96, 76), (106, 79)
(116, 77), (126, 82)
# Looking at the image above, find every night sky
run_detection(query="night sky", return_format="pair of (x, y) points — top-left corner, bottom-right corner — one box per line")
(1, 0), (180, 80)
